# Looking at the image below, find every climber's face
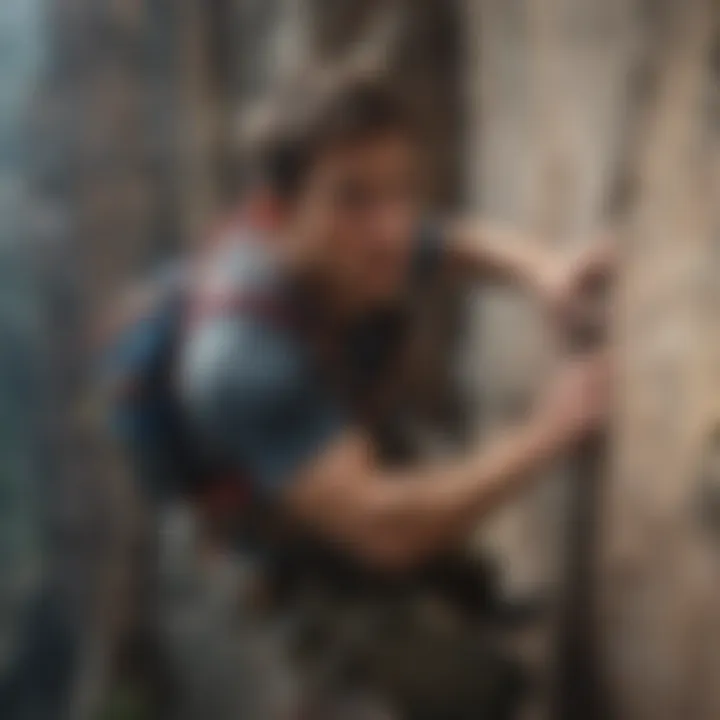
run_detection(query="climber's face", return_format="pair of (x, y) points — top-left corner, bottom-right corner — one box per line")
(286, 130), (424, 309)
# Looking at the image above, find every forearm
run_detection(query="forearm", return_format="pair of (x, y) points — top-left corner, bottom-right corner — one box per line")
(448, 219), (553, 294)
(358, 416), (563, 566)
(285, 357), (607, 570)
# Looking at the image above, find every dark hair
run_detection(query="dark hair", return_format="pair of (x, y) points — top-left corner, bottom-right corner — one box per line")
(242, 68), (418, 197)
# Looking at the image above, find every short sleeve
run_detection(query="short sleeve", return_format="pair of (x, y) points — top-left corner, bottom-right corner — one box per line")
(181, 315), (346, 497)
(410, 218), (448, 287)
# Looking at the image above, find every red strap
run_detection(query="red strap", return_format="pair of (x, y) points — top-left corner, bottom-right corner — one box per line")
(205, 196), (280, 248)
(189, 202), (292, 330)
(187, 290), (294, 331)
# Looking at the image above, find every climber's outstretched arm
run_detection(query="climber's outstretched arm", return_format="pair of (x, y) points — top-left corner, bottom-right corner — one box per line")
(443, 219), (615, 320)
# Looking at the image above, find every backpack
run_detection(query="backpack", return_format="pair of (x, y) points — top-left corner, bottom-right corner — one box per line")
(102, 250), (270, 521)
(102, 265), (206, 504)
(102, 201), (293, 519)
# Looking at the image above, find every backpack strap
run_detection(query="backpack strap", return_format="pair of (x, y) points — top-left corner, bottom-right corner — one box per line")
(187, 289), (295, 333)
(187, 203), (296, 332)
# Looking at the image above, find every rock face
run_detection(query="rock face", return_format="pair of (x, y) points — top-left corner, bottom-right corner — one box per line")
(602, 2), (720, 718)
(464, 1), (720, 718)
(461, 4), (635, 716)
